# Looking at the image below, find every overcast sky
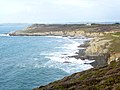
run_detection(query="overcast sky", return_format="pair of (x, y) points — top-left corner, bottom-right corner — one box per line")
(0, 0), (120, 23)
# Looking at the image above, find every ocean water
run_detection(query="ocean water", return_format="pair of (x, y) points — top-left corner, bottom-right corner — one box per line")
(0, 24), (93, 90)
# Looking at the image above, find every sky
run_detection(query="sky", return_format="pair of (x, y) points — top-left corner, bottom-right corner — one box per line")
(0, 0), (120, 23)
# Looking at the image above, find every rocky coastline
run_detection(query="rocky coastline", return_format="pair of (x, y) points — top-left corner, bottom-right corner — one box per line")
(9, 24), (119, 37)
(9, 24), (120, 66)
(70, 38), (110, 68)
(8, 24), (120, 90)
(33, 34), (120, 90)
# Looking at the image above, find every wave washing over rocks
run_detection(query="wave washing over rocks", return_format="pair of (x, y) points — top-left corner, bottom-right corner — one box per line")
(0, 34), (10, 36)
(40, 36), (94, 74)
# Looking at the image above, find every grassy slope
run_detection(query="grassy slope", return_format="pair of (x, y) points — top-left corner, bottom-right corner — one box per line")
(109, 32), (120, 53)
(34, 61), (120, 90)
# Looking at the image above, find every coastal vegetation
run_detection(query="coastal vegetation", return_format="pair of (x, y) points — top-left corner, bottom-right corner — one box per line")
(33, 60), (120, 90)
(9, 23), (120, 37)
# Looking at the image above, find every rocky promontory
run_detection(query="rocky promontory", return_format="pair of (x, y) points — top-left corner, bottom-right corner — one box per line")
(9, 24), (120, 37)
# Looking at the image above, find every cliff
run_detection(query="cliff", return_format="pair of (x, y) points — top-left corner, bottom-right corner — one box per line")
(83, 37), (111, 67)
(82, 32), (120, 67)
(85, 37), (111, 56)
(9, 24), (120, 37)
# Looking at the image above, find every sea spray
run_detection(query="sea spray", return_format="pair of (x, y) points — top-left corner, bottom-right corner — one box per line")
(42, 36), (94, 74)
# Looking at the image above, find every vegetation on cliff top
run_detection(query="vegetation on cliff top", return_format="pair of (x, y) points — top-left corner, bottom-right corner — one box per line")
(9, 24), (120, 36)
(110, 32), (120, 53)
(104, 32), (120, 53)
(33, 60), (120, 90)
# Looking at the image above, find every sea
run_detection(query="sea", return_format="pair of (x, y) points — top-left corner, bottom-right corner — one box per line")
(0, 24), (94, 90)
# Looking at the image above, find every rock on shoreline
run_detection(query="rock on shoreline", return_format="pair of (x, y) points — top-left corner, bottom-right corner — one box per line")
(71, 37), (111, 68)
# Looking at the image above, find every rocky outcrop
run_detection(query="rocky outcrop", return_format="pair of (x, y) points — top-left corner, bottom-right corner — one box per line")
(84, 35), (120, 66)
(73, 37), (112, 67)
(108, 52), (120, 64)
(9, 30), (105, 37)
(85, 37), (111, 56)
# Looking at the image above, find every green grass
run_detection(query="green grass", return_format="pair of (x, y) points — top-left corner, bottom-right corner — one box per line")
(102, 32), (120, 53)
(109, 34), (120, 53)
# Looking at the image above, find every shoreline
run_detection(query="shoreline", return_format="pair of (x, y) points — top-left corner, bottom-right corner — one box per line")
(6, 33), (109, 70)
(43, 35), (95, 73)
(7, 24), (120, 90)
(70, 36), (109, 68)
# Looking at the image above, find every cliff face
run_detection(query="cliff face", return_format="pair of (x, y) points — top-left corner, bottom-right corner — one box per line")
(85, 37), (111, 56)
(9, 30), (105, 37)
(82, 37), (111, 67)
(84, 33), (120, 66)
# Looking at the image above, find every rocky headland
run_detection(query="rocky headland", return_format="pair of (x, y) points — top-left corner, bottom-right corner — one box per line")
(9, 24), (119, 37)
(9, 23), (120, 90)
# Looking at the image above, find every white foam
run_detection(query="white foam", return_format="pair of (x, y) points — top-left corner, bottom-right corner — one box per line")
(0, 34), (10, 36)
(13, 36), (94, 74)
(44, 60), (93, 74)
(42, 36), (94, 74)
(44, 36), (63, 38)
(84, 59), (95, 64)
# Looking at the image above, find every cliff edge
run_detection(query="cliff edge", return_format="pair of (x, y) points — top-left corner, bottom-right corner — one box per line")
(9, 24), (120, 37)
